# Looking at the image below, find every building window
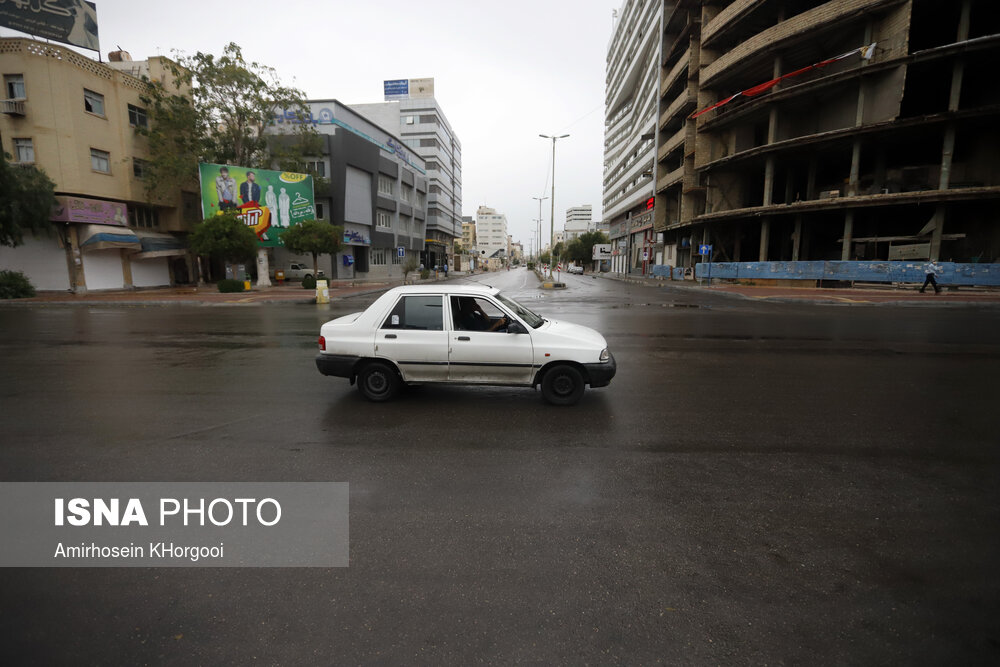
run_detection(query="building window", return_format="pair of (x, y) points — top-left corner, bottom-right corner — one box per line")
(90, 148), (111, 173)
(378, 175), (394, 196)
(376, 210), (392, 228)
(127, 104), (148, 128)
(404, 115), (415, 125)
(12, 138), (34, 163)
(419, 115), (438, 125)
(425, 161), (439, 171)
(83, 89), (105, 116)
(392, 248), (404, 265)
(4, 74), (25, 99)
(132, 158), (149, 178)
(401, 184), (412, 202)
(306, 160), (326, 178)
(129, 206), (159, 229)
(419, 138), (438, 148)
(315, 202), (325, 220)
(371, 248), (387, 266)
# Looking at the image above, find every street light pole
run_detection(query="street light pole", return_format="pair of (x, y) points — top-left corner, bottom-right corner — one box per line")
(539, 133), (568, 279)
(531, 196), (547, 266)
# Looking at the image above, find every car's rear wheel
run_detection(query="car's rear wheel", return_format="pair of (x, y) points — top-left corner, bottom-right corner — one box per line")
(357, 361), (401, 402)
(541, 364), (585, 405)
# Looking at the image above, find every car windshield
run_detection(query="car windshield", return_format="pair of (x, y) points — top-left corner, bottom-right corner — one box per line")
(495, 293), (545, 329)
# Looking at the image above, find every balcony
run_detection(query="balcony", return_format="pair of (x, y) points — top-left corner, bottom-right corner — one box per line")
(1, 98), (26, 115)
(657, 165), (684, 193)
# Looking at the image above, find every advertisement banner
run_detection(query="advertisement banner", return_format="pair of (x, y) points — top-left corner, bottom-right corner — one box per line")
(384, 79), (408, 100)
(0, 0), (99, 52)
(198, 163), (315, 248)
(50, 195), (127, 226)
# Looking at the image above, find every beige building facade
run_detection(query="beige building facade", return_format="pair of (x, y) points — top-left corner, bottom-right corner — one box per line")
(0, 38), (194, 292)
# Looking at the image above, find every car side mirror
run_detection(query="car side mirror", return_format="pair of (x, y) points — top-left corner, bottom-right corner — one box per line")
(506, 321), (527, 334)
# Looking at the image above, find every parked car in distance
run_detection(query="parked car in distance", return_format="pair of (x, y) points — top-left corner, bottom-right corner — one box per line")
(567, 264), (584, 274)
(316, 285), (616, 405)
(272, 262), (324, 281)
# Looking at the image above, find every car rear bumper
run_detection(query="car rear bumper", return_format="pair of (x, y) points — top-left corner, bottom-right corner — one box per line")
(315, 353), (359, 379)
(583, 352), (616, 387)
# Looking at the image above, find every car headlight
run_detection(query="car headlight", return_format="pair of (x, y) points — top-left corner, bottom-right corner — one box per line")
(599, 348), (610, 362)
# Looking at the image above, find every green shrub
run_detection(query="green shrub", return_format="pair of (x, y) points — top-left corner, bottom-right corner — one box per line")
(217, 279), (245, 293)
(302, 274), (317, 289)
(526, 262), (535, 271)
(0, 270), (36, 299)
(419, 269), (430, 280)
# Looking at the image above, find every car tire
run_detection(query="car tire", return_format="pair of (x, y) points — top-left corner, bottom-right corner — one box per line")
(357, 361), (401, 402)
(541, 364), (585, 406)
(303, 274), (312, 281)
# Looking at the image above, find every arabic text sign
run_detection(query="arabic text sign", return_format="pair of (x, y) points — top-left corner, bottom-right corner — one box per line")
(50, 195), (126, 226)
(198, 163), (315, 248)
(0, 0), (100, 52)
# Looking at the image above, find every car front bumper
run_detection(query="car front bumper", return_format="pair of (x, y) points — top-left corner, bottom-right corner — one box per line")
(583, 352), (616, 388)
(315, 353), (359, 379)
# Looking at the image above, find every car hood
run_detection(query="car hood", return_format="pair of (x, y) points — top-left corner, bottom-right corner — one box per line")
(533, 318), (607, 350)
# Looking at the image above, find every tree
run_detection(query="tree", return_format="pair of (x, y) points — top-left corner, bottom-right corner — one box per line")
(565, 231), (610, 265)
(137, 42), (318, 200)
(189, 211), (258, 280)
(402, 256), (419, 280)
(0, 155), (56, 248)
(280, 220), (342, 275)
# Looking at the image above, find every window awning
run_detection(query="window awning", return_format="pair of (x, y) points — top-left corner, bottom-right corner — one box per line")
(77, 224), (141, 252)
(133, 230), (187, 259)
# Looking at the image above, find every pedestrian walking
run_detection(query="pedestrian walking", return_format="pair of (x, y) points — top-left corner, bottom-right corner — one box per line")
(920, 260), (942, 294)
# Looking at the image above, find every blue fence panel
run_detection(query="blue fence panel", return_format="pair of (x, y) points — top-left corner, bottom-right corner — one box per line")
(688, 261), (1000, 286)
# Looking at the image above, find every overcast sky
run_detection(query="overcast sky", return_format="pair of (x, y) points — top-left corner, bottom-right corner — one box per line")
(3, 0), (620, 250)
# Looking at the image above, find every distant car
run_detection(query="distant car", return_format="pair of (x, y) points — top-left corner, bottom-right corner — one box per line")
(316, 285), (616, 405)
(273, 262), (324, 281)
(567, 264), (584, 274)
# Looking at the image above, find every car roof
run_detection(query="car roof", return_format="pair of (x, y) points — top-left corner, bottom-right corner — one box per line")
(384, 284), (500, 297)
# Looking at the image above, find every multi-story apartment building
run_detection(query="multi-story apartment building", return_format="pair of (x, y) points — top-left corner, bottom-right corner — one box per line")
(610, 0), (1000, 275)
(565, 205), (594, 241)
(475, 205), (508, 263)
(271, 99), (428, 280)
(0, 39), (194, 292)
(604, 0), (661, 274)
(350, 80), (462, 269)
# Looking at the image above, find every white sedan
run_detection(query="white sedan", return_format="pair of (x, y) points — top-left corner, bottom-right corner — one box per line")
(316, 285), (616, 405)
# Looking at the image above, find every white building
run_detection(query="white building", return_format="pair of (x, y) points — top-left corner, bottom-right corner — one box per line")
(475, 205), (508, 261)
(564, 205), (594, 241)
(604, 0), (660, 274)
(350, 79), (462, 268)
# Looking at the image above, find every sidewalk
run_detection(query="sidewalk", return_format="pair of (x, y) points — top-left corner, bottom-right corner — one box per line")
(598, 273), (1000, 306)
(2, 280), (407, 306)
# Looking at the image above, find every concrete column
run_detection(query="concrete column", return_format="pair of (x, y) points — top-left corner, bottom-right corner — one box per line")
(841, 212), (854, 261)
(256, 248), (272, 288)
(763, 156), (775, 206)
(848, 140), (862, 196)
(806, 157), (818, 200)
(759, 218), (770, 262)
(120, 249), (134, 289)
(792, 216), (802, 261)
(65, 225), (87, 294)
(929, 205), (945, 261)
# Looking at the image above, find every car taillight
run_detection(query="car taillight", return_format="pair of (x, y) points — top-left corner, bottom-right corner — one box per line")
(318, 335), (326, 351)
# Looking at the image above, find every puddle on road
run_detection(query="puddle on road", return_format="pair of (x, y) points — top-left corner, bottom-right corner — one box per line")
(609, 302), (709, 309)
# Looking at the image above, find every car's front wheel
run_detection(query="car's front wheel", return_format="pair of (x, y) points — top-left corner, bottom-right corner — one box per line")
(541, 364), (585, 405)
(357, 361), (401, 402)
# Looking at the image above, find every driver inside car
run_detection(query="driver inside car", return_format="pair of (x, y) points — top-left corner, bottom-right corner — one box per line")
(455, 297), (508, 332)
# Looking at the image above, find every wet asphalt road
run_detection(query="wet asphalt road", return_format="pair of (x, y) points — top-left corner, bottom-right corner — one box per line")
(2, 268), (999, 664)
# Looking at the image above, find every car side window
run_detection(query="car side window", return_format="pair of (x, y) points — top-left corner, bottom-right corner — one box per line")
(451, 296), (507, 332)
(382, 295), (443, 330)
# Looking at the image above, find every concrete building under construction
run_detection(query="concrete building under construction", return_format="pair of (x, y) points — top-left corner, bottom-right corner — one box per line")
(606, 0), (1000, 276)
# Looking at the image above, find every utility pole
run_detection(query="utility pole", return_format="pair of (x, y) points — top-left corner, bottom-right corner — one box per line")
(539, 134), (568, 279)
(532, 196), (547, 265)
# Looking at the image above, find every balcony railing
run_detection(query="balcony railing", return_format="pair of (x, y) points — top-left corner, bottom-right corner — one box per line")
(1, 98), (26, 115)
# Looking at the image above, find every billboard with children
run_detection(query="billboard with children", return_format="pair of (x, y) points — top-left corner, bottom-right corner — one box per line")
(197, 163), (316, 248)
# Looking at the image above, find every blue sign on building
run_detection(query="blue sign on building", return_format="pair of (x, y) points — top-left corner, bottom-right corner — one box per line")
(397, 247), (405, 258)
(699, 244), (713, 256)
(384, 79), (409, 99)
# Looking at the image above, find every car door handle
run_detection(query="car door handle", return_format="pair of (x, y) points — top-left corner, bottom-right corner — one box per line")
(456, 336), (470, 341)
(384, 334), (397, 339)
